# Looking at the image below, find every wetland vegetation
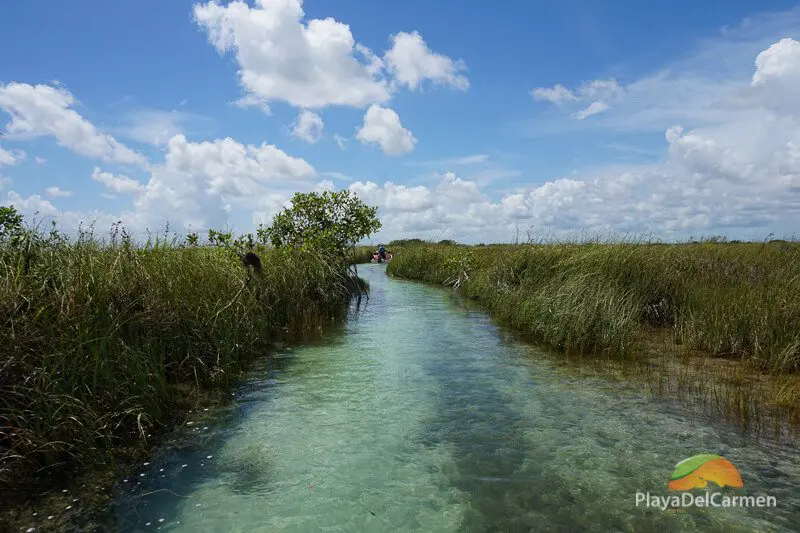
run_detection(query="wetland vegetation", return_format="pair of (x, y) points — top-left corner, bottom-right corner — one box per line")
(0, 190), (378, 531)
(386, 238), (800, 433)
(3, 190), (799, 530)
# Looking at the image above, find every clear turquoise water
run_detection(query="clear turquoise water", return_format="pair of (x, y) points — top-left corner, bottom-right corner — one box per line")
(113, 264), (800, 532)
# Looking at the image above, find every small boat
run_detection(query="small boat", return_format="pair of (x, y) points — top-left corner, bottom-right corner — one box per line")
(371, 251), (393, 263)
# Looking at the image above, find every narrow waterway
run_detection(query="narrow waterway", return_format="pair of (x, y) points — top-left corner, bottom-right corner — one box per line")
(113, 264), (800, 532)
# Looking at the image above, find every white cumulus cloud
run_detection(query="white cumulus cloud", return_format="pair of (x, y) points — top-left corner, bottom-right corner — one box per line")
(8, 25), (800, 245)
(291, 109), (324, 143)
(193, 0), (392, 110)
(92, 167), (146, 195)
(339, 33), (800, 243)
(356, 104), (416, 156)
(0, 82), (147, 166)
(752, 37), (800, 85)
(0, 147), (25, 166)
(5, 191), (59, 216)
(385, 31), (469, 91)
(45, 186), (72, 198)
(193, 0), (468, 112)
(133, 133), (316, 231)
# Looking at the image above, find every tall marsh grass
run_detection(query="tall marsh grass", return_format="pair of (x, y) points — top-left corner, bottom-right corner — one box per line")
(386, 241), (800, 371)
(0, 222), (364, 496)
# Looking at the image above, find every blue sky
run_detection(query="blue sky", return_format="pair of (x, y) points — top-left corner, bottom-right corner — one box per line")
(2, 0), (800, 243)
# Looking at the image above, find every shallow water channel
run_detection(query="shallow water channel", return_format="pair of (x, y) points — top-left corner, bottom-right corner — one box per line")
(113, 264), (800, 532)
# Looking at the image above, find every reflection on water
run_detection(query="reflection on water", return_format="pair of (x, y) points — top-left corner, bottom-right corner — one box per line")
(113, 264), (800, 532)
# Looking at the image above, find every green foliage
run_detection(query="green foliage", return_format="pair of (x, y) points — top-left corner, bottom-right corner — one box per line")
(185, 232), (199, 247)
(0, 205), (24, 246)
(263, 190), (381, 259)
(208, 228), (233, 247)
(0, 213), (366, 496)
(232, 232), (255, 251)
(443, 249), (475, 289)
(387, 241), (800, 368)
(388, 238), (426, 247)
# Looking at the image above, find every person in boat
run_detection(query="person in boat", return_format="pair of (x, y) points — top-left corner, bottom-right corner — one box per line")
(378, 244), (387, 261)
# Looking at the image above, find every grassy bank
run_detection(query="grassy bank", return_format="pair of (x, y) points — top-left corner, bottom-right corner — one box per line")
(0, 222), (365, 529)
(386, 241), (800, 373)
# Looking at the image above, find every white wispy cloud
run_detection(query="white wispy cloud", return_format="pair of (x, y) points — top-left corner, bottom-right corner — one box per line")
(573, 101), (610, 120)
(0, 147), (25, 166)
(118, 108), (211, 147)
(45, 186), (72, 198)
(526, 6), (800, 135)
(405, 154), (490, 166)
(320, 171), (355, 182)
